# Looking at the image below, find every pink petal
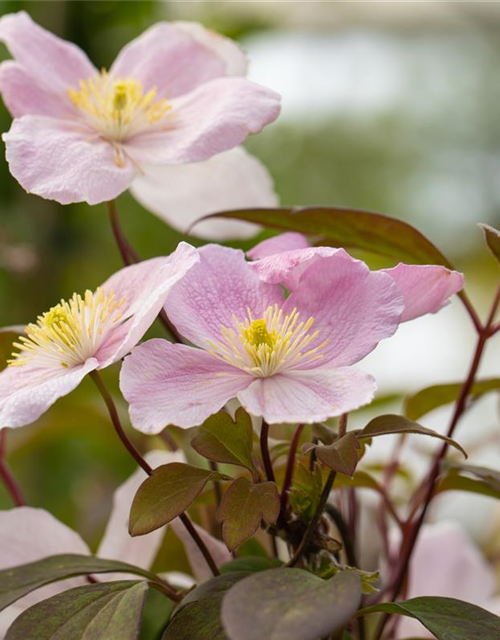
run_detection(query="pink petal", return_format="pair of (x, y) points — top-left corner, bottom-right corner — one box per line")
(110, 22), (225, 100)
(282, 253), (404, 367)
(0, 12), (96, 93)
(237, 367), (376, 424)
(0, 507), (90, 568)
(97, 450), (185, 580)
(174, 21), (248, 76)
(0, 358), (98, 428)
(95, 242), (199, 367)
(0, 507), (89, 637)
(120, 339), (251, 432)
(124, 77), (281, 165)
(247, 232), (311, 260)
(3, 116), (137, 205)
(250, 245), (344, 291)
(170, 519), (231, 581)
(393, 522), (497, 639)
(164, 245), (283, 349)
(381, 263), (464, 322)
(130, 147), (277, 241)
(0, 61), (72, 118)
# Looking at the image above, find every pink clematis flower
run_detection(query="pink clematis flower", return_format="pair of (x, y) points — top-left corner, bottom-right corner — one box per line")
(389, 522), (500, 639)
(0, 242), (198, 428)
(120, 240), (463, 432)
(0, 12), (280, 205)
(0, 450), (230, 639)
(126, 22), (278, 241)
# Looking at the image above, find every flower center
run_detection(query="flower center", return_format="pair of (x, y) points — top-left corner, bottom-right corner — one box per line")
(208, 305), (329, 378)
(67, 70), (173, 164)
(9, 288), (125, 370)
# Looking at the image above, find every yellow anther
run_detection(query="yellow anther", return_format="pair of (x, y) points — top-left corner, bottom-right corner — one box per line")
(9, 288), (126, 370)
(245, 318), (276, 349)
(113, 82), (129, 111)
(207, 305), (330, 378)
(67, 71), (173, 157)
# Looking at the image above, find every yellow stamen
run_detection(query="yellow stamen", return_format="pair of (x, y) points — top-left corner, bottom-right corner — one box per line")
(207, 305), (330, 378)
(9, 288), (125, 369)
(67, 70), (173, 161)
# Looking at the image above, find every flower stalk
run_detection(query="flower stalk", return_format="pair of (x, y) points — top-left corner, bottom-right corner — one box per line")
(0, 428), (25, 507)
(279, 423), (305, 523)
(90, 369), (220, 577)
(260, 421), (275, 483)
(374, 283), (500, 640)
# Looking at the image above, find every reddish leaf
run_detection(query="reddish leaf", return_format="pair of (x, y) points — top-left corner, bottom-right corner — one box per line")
(130, 463), (230, 536)
(216, 478), (279, 551)
(314, 432), (362, 478)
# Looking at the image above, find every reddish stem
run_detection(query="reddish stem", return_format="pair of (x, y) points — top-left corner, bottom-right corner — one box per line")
(260, 421), (275, 483)
(90, 370), (220, 577)
(279, 423), (305, 522)
(0, 429), (25, 507)
(374, 285), (499, 640)
(106, 200), (184, 342)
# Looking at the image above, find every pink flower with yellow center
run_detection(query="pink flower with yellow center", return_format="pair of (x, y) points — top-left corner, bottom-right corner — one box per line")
(120, 240), (464, 431)
(0, 12), (280, 205)
(0, 243), (198, 428)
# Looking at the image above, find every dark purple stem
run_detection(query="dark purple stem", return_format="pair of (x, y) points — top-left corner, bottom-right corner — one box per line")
(0, 428), (25, 507)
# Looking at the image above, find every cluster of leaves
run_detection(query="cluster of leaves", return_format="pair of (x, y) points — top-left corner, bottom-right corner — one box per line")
(3, 208), (500, 640)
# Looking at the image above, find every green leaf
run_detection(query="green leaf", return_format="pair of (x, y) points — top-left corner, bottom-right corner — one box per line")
(0, 554), (160, 613)
(436, 468), (500, 501)
(220, 557), (282, 575)
(446, 462), (500, 489)
(358, 596), (500, 639)
(357, 415), (467, 458)
(405, 379), (500, 421)
(320, 566), (380, 595)
(203, 206), (453, 267)
(334, 470), (382, 492)
(311, 423), (336, 445)
(130, 463), (230, 536)
(314, 432), (362, 478)
(140, 589), (176, 640)
(5, 581), (148, 640)
(164, 573), (249, 640)
(290, 463), (323, 521)
(232, 569), (362, 634)
(216, 478), (280, 551)
(222, 568), (362, 640)
(479, 223), (500, 264)
(0, 326), (24, 372)
(191, 409), (255, 472)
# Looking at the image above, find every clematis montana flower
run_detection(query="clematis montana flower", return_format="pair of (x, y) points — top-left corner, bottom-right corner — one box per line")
(0, 242), (198, 428)
(389, 522), (500, 639)
(0, 450), (230, 639)
(127, 22), (278, 241)
(0, 12), (280, 205)
(120, 241), (463, 431)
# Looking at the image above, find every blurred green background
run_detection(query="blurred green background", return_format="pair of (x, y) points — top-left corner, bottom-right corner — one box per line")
(1, 0), (500, 561)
